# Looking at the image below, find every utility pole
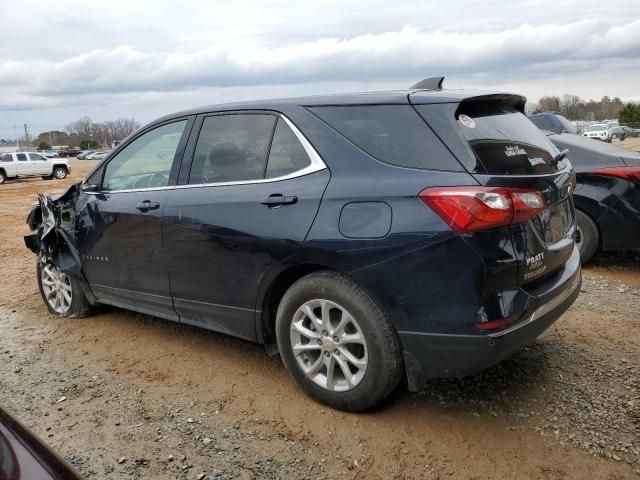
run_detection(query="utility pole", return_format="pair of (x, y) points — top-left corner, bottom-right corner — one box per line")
(24, 124), (30, 149)
(13, 125), (19, 150)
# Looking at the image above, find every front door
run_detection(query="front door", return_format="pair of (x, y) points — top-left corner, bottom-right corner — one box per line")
(162, 113), (329, 340)
(28, 153), (51, 175)
(75, 118), (192, 320)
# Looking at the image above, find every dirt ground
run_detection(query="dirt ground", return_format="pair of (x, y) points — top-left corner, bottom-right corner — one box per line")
(1, 160), (639, 480)
(612, 137), (640, 151)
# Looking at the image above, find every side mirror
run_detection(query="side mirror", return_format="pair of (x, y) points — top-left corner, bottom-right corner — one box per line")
(81, 182), (100, 193)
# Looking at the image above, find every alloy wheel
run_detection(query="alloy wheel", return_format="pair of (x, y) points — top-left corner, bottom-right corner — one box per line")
(54, 169), (66, 179)
(41, 263), (72, 314)
(289, 299), (368, 392)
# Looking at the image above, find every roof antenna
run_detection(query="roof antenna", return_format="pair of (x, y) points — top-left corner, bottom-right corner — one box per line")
(410, 76), (444, 90)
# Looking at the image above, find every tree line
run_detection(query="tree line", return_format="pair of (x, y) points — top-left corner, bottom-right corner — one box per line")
(34, 117), (141, 150)
(530, 95), (640, 126)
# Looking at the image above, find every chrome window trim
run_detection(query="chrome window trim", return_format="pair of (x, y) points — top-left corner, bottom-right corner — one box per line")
(86, 113), (327, 195)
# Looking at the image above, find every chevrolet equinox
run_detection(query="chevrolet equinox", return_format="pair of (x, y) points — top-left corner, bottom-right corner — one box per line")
(26, 78), (582, 411)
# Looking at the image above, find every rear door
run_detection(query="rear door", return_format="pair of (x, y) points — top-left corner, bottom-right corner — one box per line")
(413, 97), (575, 286)
(163, 112), (329, 340)
(14, 153), (32, 176)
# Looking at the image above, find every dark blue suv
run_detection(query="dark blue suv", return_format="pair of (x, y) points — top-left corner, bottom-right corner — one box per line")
(26, 79), (581, 411)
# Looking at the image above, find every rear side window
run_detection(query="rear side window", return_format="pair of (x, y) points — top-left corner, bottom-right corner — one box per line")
(189, 114), (276, 184)
(1, 154), (12, 162)
(309, 105), (461, 171)
(265, 119), (311, 178)
(16, 153), (27, 161)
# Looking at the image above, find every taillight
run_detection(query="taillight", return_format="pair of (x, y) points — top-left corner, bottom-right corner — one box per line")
(419, 187), (546, 233)
(591, 166), (640, 183)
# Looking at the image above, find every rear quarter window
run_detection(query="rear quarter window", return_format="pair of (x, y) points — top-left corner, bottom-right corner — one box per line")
(308, 105), (462, 171)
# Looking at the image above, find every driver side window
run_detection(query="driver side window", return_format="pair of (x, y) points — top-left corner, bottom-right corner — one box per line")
(102, 120), (187, 191)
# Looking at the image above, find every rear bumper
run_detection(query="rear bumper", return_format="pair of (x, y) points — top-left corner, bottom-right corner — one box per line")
(400, 247), (581, 391)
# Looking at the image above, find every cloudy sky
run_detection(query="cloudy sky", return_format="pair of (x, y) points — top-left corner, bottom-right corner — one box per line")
(1, 0), (639, 139)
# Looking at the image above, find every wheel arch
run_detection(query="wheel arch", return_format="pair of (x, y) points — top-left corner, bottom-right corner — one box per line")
(573, 194), (604, 251)
(53, 163), (69, 173)
(257, 263), (336, 346)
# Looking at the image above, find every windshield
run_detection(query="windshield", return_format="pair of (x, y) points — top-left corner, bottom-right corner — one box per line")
(555, 114), (577, 134)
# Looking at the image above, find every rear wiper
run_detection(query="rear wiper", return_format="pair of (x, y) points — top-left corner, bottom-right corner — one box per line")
(551, 148), (569, 166)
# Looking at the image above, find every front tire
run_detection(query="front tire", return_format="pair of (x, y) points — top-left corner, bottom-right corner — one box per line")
(276, 271), (403, 411)
(37, 260), (92, 317)
(575, 210), (599, 263)
(53, 167), (67, 179)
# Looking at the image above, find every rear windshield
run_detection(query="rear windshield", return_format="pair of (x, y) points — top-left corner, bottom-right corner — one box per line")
(308, 105), (462, 171)
(417, 103), (562, 175)
(586, 125), (606, 132)
(555, 114), (576, 134)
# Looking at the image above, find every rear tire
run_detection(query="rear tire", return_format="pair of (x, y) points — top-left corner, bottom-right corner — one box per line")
(37, 260), (93, 318)
(575, 210), (599, 264)
(276, 271), (403, 411)
(0, 171), (5, 184)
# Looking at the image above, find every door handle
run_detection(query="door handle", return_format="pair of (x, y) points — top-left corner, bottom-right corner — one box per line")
(135, 200), (160, 212)
(260, 194), (298, 207)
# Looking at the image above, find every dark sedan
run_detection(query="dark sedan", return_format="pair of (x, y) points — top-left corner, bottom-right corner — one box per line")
(542, 131), (640, 262)
(0, 407), (83, 480)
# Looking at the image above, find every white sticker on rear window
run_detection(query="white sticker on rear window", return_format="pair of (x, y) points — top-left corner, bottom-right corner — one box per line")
(504, 145), (527, 157)
(458, 114), (476, 128)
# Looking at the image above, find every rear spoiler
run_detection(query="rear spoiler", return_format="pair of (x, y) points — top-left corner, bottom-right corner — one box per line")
(458, 93), (527, 114)
(409, 76), (526, 113)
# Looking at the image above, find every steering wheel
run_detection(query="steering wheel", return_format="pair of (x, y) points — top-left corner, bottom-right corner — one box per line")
(147, 172), (169, 188)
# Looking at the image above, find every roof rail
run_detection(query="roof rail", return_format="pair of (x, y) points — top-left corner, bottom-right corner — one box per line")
(410, 76), (444, 90)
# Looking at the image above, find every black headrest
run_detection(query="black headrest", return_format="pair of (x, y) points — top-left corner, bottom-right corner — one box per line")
(209, 142), (243, 166)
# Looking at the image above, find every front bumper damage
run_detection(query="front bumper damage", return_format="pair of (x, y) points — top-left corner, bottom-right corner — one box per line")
(25, 183), (96, 303)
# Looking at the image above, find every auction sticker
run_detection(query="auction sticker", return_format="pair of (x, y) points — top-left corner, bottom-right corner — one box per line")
(458, 114), (476, 128)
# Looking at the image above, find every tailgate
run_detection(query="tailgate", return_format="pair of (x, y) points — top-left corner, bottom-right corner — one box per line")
(474, 171), (576, 285)
(412, 95), (577, 286)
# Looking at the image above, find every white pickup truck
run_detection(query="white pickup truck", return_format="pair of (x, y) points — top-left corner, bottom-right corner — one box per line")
(0, 152), (71, 185)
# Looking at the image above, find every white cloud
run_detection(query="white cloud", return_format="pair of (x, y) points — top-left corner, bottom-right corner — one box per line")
(1, 0), (639, 138)
(3, 19), (639, 101)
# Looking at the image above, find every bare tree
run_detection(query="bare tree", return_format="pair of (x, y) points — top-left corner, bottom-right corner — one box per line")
(63, 116), (141, 147)
(536, 96), (561, 113)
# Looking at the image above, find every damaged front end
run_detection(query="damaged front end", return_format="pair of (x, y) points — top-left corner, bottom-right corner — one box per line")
(25, 183), (96, 303)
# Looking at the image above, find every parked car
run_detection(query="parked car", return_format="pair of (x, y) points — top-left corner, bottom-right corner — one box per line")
(76, 150), (95, 160)
(59, 149), (83, 158)
(527, 112), (577, 134)
(583, 123), (613, 142)
(535, 131), (640, 262)
(610, 125), (640, 141)
(85, 151), (109, 160)
(25, 78), (581, 411)
(0, 152), (70, 184)
(0, 407), (83, 479)
(38, 150), (60, 158)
